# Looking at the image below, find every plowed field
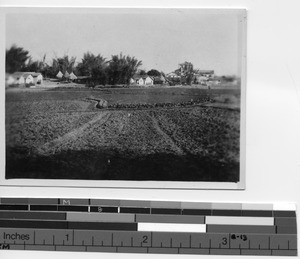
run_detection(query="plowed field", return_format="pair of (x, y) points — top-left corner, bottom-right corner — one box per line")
(6, 87), (240, 182)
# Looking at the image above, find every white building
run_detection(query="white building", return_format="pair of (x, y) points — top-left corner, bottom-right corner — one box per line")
(56, 71), (63, 79)
(11, 72), (34, 86)
(130, 75), (154, 86)
(69, 72), (77, 81)
(31, 72), (43, 85)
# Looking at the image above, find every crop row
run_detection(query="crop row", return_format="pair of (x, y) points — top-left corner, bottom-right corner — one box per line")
(150, 107), (240, 164)
(6, 112), (99, 151)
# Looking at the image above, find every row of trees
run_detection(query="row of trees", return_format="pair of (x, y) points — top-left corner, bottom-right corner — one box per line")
(6, 45), (149, 85)
(6, 45), (205, 86)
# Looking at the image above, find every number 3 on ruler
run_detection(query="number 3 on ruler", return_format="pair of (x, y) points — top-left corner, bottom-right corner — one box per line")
(222, 237), (227, 245)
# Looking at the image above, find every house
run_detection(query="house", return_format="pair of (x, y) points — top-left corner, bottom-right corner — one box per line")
(56, 71), (63, 79)
(195, 75), (209, 85)
(30, 72), (43, 85)
(5, 73), (15, 86)
(130, 75), (154, 86)
(194, 70), (214, 78)
(69, 72), (77, 81)
(166, 72), (180, 79)
(11, 72), (34, 86)
(6, 72), (43, 87)
(144, 76), (154, 85)
(64, 71), (70, 79)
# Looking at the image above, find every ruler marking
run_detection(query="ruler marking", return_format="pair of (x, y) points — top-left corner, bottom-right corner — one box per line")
(0, 198), (298, 256)
(72, 229), (74, 246)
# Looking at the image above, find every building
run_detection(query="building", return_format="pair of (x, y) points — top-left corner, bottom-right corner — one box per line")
(194, 70), (214, 78)
(31, 72), (43, 85)
(12, 72), (34, 86)
(69, 72), (77, 81)
(64, 71), (70, 79)
(56, 71), (63, 79)
(6, 72), (43, 87)
(5, 73), (15, 86)
(130, 75), (154, 86)
(166, 72), (180, 79)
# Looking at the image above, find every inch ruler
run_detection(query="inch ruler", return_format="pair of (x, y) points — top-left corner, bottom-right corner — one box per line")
(0, 198), (297, 256)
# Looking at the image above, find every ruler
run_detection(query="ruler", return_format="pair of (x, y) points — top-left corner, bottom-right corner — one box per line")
(0, 198), (297, 256)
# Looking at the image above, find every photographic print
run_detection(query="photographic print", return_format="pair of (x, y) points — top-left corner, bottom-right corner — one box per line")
(4, 8), (246, 187)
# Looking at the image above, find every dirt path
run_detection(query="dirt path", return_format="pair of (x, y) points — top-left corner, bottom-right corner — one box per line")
(148, 114), (185, 155)
(37, 112), (111, 154)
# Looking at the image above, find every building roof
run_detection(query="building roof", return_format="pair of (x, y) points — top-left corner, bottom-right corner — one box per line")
(69, 72), (77, 80)
(56, 71), (63, 78)
(12, 72), (34, 79)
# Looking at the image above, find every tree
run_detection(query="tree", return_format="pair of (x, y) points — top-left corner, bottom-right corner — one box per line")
(107, 53), (142, 85)
(23, 54), (47, 74)
(147, 69), (161, 77)
(178, 61), (194, 85)
(6, 45), (30, 73)
(77, 52), (108, 85)
(44, 55), (76, 79)
(139, 70), (147, 76)
(54, 55), (76, 74)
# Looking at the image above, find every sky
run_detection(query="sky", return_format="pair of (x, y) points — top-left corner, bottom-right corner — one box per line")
(5, 9), (244, 76)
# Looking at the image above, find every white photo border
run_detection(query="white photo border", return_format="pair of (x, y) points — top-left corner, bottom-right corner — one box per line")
(0, 7), (247, 190)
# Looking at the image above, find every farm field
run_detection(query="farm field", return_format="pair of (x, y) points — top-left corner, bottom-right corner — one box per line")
(6, 87), (240, 182)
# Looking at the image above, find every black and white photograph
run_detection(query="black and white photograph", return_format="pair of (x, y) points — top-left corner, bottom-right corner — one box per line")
(4, 8), (246, 187)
